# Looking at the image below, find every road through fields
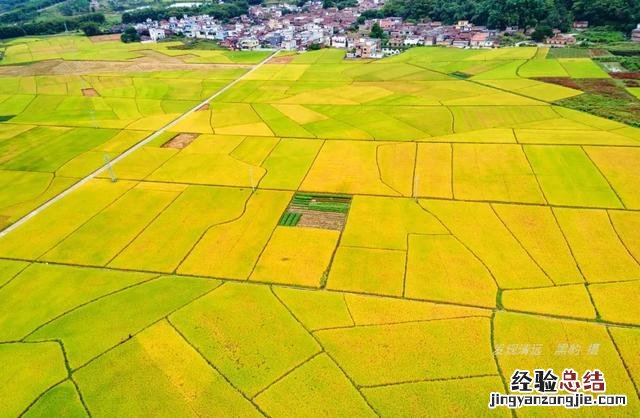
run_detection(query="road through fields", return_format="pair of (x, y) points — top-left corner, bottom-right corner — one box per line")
(0, 49), (278, 239)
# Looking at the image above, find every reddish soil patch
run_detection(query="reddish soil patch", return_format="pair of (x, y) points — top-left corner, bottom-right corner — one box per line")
(268, 54), (295, 64)
(534, 77), (581, 90)
(611, 72), (640, 80)
(162, 133), (199, 149)
(197, 103), (210, 112)
(89, 34), (122, 43)
(291, 208), (347, 231)
(82, 88), (99, 97)
(535, 77), (632, 99)
(590, 49), (611, 57)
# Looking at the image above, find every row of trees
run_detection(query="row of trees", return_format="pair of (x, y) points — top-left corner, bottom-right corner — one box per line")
(121, 0), (251, 25)
(0, 0), (68, 23)
(379, 0), (640, 31)
(321, 0), (357, 10)
(0, 12), (104, 39)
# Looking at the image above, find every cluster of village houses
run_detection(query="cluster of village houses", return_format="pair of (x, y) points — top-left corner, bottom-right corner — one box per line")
(134, 1), (640, 58)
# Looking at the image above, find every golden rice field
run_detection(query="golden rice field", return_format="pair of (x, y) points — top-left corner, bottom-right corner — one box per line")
(0, 35), (639, 417)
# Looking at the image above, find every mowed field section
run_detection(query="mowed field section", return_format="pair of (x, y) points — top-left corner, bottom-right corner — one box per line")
(0, 42), (639, 417)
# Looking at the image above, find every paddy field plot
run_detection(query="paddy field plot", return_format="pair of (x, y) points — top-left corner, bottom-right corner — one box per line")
(1, 44), (639, 417)
(0, 43), (252, 230)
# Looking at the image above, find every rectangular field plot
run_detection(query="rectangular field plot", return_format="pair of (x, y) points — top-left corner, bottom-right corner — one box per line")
(554, 208), (640, 283)
(259, 138), (322, 189)
(558, 58), (610, 79)
(524, 145), (623, 208)
(278, 192), (351, 231)
(0, 178), (136, 260)
(450, 106), (557, 132)
(452, 144), (545, 204)
(145, 135), (270, 187)
(327, 246), (406, 296)
(495, 312), (640, 412)
(414, 143), (452, 198)
(40, 184), (183, 266)
(405, 235), (497, 307)
(584, 146), (640, 209)
(341, 196), (447, 250)
(421, 199), (551, 289)
(515, 129), (639, 146)
(300, 141), (413, 196)
(109, 185), (251, 273)
(250, 226), (339, 287)
(177, 190), (292, 279)
(518, 59), (570, 78)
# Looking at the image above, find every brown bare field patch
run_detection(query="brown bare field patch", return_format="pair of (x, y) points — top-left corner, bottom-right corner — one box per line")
(268, 54), (295, 64)
(534, 77), (581, 90)
(590, 49), (611, 57)
(82, 88), (99, 97)
(197, 103), (210, 112)
(291, 208), (347, 231)
(89, 34), (122, 43)
(536, 77), (633, 99)
(162, 133), (199, 149)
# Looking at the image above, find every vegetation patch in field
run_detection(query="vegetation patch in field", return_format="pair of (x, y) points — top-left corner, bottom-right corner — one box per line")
(279, 192), (351, 231)
(81, 87), (99, 97)
(538, 77), (640, 127)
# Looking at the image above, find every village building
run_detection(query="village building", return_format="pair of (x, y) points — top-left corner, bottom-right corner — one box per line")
(572, 21), (589, 30)
(633, 24), (640, 42)
(547, 33), (577, 46)
(130, 2), (570, 56)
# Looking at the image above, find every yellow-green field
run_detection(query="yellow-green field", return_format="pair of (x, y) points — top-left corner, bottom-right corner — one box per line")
(0, 37), (639, 417)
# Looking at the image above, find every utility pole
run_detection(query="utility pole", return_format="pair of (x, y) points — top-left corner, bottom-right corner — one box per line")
(104, 153), (117, 183)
